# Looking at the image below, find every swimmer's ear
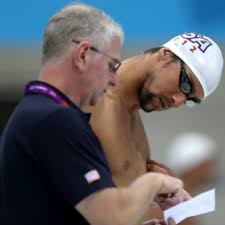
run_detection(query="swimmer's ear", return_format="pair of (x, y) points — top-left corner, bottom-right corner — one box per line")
(157, 47), (175, 61)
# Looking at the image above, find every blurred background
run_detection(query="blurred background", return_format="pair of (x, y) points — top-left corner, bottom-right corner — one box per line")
(0, 0), (224, 224)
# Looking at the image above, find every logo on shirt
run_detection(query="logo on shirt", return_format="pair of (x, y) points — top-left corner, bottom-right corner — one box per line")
(84, 169), (101, 184)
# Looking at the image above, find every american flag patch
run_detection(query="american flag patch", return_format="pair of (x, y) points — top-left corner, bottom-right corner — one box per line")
(84, 169), (100, 184)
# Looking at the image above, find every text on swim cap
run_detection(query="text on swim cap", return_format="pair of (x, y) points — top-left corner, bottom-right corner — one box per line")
(181, 32), (212, 53)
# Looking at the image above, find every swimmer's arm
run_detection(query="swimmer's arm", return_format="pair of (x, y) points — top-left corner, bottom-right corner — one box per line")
(147, 159), (177, 177)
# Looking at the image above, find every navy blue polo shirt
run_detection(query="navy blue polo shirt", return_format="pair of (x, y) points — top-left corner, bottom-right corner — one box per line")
(0, 82), (116, 225)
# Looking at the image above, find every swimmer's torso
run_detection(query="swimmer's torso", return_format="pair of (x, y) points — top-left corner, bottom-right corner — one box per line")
(90, 92), (150, 187)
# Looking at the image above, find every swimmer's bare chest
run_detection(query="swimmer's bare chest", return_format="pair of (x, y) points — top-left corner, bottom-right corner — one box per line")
(111, 112), (151, 186)
(89, 96), (151, 187)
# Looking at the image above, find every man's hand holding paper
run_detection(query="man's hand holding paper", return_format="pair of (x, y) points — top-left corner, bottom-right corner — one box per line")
(164, 189), (215, 224)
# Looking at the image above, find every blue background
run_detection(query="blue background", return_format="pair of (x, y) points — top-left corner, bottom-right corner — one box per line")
(1, 0), (225, 46)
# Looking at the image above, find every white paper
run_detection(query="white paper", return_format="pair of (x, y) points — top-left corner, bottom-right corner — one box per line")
(164, 189), (215, 224)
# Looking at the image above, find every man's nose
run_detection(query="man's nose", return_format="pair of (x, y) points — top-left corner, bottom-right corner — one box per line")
(171, 93), (187, 108)
(109, 73), (119, 87)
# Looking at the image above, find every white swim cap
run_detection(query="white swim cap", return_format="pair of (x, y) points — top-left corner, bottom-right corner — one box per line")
(163, 32), (223, 98)
(165, 132), (217, 175)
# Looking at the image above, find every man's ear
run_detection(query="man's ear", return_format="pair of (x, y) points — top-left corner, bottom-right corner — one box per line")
(72, 41), (91, 72)
(157, 47), (173, 61)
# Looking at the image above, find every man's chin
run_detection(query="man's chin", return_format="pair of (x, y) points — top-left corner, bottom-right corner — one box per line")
(141, 105), (154, 113)
(89, 97), (99, 107)
(141, 104), (168, 113)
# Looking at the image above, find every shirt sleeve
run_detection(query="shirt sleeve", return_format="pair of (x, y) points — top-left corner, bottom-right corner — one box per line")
(29, 108), (116, 207)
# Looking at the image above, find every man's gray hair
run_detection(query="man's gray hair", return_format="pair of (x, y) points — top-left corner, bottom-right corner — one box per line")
(42, 3), (124, 64)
